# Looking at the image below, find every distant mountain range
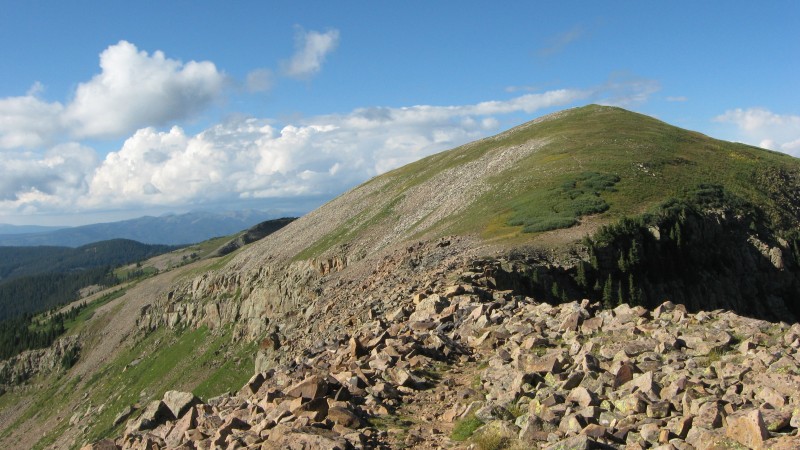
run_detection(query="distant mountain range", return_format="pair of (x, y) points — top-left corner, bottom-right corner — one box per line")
(0, 210), (280, 247)
(0, 224), (66, 235)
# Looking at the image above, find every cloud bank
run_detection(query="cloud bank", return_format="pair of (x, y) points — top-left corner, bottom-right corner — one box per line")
(0, 95), (64, 149)
(715, 108), (800, 155)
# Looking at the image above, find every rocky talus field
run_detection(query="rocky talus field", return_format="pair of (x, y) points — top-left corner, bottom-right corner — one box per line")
(86, 252), (800, 450)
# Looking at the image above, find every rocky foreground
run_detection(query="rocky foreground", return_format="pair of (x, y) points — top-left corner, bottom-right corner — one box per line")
(86, 259), (800, 449)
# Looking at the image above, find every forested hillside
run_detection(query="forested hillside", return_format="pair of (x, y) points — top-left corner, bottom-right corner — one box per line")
(0, 239), (177, 282)
(0, 239), (177, 322)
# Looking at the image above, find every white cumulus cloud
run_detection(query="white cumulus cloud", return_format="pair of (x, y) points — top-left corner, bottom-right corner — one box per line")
(715, 108), (800, 156)
(0, 41), (226, 149)
(282, 28), (340, 79)
(64, 41), (226, 138)
(0, 93), (64, 149)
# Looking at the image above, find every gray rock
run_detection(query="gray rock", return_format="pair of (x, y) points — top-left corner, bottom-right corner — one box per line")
(544, 434), (596, 450)
(162, 390), (200, 419)
(127, 400), (173, 432)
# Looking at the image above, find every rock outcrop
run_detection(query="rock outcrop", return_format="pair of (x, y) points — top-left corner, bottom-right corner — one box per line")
(0, 335), (79, 387)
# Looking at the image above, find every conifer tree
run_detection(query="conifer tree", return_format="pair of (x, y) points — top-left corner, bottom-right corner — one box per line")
(575, 262), (587, 287)
(589, 248), (599, 270)
(551, 281), (560, 301)
(602, 275), (614, 309)
(618, 252), (628, 273)
(628, 240), (641, 266)
(628, 273), (641, 306)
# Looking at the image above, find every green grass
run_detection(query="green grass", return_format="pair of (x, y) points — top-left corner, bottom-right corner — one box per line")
(33, 323), (258, 446)
(294, 194), (404, 261)
(508, 172), (619, 232)
(193, 338), (257, 399)
(113, 265), (158, 281)
(367, 414), (415, 447)
(79, 327), (207, 442)
(188, 234), (241, 257)
(0, 373), (82, 442)
(451, 412), (484, 441)
(204, 251), (239, 272)
(506, 402), (527, 419)
(63, 289), (126, 333)
(473, 430), (513, 450)
(367, 414), (415, 431)
(30, 420), (69, 450)
(179, 250), (240, 281)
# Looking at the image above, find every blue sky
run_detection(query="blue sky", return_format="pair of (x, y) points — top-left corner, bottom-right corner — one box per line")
(0, 1), (798, 226)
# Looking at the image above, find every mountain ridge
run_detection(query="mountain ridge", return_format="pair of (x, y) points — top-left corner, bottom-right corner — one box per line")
(3, 105), (800, 449)
(0, 224), (66, 235)
(212, 105), (800, 321)
(0, 210), (281, 247)
(234, 105), (798, 266)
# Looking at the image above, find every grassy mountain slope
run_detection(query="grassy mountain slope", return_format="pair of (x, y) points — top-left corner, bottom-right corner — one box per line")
(210, 217), (297, 257)
(293, 105), (799, 259)
(0, 240), (179, 322)
(227, 104), (800, 321)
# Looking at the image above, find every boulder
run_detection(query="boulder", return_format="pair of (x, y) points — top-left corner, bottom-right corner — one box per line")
(268, 426), (350, 449)
(79, 440), (118, 450)
(544, 434), (596, 450)
(559, 311), (581, 332)
(327, 406), (363, 428)
(162, 390), (200, 419)
(164, 406), (198, 448)
(695, 401), (723, 429)
(725, 409), (769, 449)
(112, 405), (135, 427)
(242, 372), (266, 396)
(127, 400), (174, 432)
(285, 375), (329, 400)
(567, 386), (598, 408)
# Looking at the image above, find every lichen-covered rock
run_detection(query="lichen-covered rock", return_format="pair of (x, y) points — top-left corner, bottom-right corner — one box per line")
(162, 390), (199, 419)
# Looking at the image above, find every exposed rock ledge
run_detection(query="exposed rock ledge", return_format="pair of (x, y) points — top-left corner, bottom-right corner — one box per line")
(0, 335), (80, 388)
